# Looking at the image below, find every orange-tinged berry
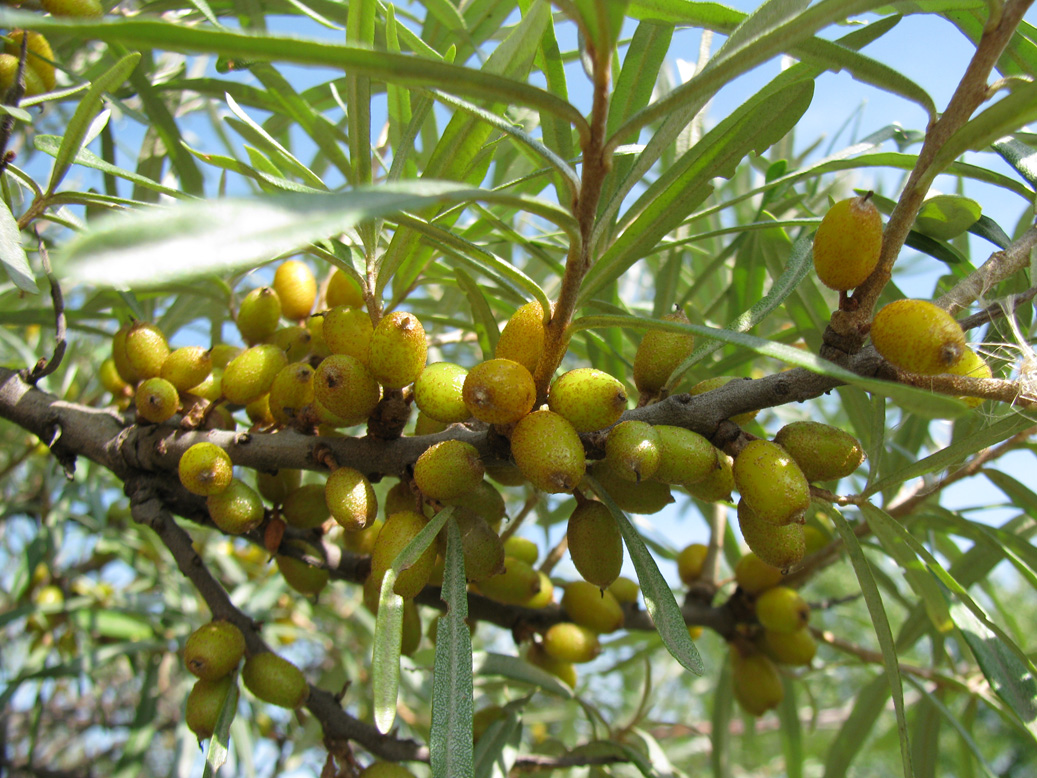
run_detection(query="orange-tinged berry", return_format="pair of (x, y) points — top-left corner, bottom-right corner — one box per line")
(463, 358), (536, 426)
(495, 300), (546, 375)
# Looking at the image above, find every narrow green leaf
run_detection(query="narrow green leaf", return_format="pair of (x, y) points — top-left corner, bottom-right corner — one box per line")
(864, 412), (1036, 497)
(2, 13), (587, 134)
(951, 602), (1037, 742)
(430, 516), (474, 778)
(472, 709), (521, 778)
(991, 136), (1037, 189)
(202, 677), (239, 777)
(905, 677), (999, 778)
(46, 51), (140, 195)
(567, 0), (630, 52)
(34, 135), (188, 199)
(826, 506), (913, 778)
(711, 660), (733, 778)
(372, 567), (405, 735)
(778, 679), (804, 778)
(59, 182), (576, 288)
(0, 199), (37, 294)
(223, 94), (326, 189)
(586, 475), (704, 675)
(471, 652), (574, 699)
(454, 267), (498, 360)
(822, 673), (896, 778)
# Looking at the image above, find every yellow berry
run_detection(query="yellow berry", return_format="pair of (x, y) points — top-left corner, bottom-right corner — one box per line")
(736, 500), (806, 571)
(4, 31), (56, 91)
(946, 346), (993, 407)
(325, 467), (377, 531)
(237, 287), (282, 344)
(633, 308), (694, 396)
(676, 543), (708, 585)
(496, 300), (546, 375)
(463, 358), (536, 426)
(273, 260), (317, 321)
(179, 442), (233, 496)
(368, 311), (427, 389)
(312, 354), (380, 422)
(548, 368), (627, 433)
(510, 410), (585, 494)
(733, 440), (810, 526)
(135, 377), (179, 423)
(870, 299), (966, 374)
(413, 362), (470, 424)
(812, 195), (883, 291)
(326, 268), (364, 308)
(222, 344), (288, 406)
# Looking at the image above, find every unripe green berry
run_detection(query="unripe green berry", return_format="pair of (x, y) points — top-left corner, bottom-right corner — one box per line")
(256, 469), (301, 504)
(207, 478), (264, 534)
(237, 287), (282, 344)
(123, 321), (170, 382)
(222, 344), (288, 406)
(413, 440), (485, 502)
(605, 420), (660, 482)
(608, 576), (640, 604)
(510, 410), (585, 494)
(476, 556), (541, 604)
(450, 509), (506, 583)
(733, 440), (810, 526)
(186, 676), (234, 740)
(734, 551), (784, 594)
(526, 641), (577, 687)
(633, 309), (694, 396)
(268, 325), (313, 363)
(567, 500), (622, 589)
(589, 460), (674, 515)
(755, 585), (810, 633)
(184, 620), (245, 680)
(763, 626), (817, 666)
(325, 467), (377, 531)
(268, 362), (314, 425)
(652, 426), (718, 486)
(241, 651), (309, 708)
(322, 306), (373, 365)
(179, 442), (233, 496)
(413, 362), (470, 424)
(282, 483), (330, 529)
(773, 421), (865, 483)
(548, 368), (627, 433)
(503, 536), (538, 566)
(276, 540), (329, 595)
(731, 647), (783, 716)
(685, 452), (735, 503)
(369, 510), (436, 600)
(358, 762), (418, 778)
(41, 0), (104, 17)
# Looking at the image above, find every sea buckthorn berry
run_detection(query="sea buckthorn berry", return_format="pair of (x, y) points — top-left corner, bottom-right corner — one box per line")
(475, 556), (542, 604)
(510, 410), (585, 494)
(542, 622), (600, 664)
(463, 358), (536, 425)
(222, 344), (288, 406)
(268, 362), (314, 425)
(135, 377), (179, 423)
(179, 442), (233, 496)
(5, 31), (56, 91)
(633, 308), (694, 397)
(414, 362), (470, 424)
(326, 268), (364, 308)
(870, 299), (967, 374)
(256, 469), (301, 505)
(946, 346), (993, 407)
(209, 344), (241, 370)
(123, 321), (170, 382)
(731, 647), (783, 716)
(325, 466), (377, 531)
(185, 676), (233, 740)
(812, 194), (883, 290)
(495, 300), (546, 375)
(0, 53), (47, 97)
(100, 358), (129, 396)
(763, 627), (817, 666)
(236, 287), (282, 344)
(503, 536), (538, 566)
(685, 452), (734, 503)
(526, 641), (577, 687)
(676, 543), (708, 586)
(276, 540), (329, 595)
(322, 306), (374, 364)
(733, 440), (810, 526)
(589, 459), (674, 515)
(605, 420), (661, 482)
(548, 368), (627, 433)
(368, 510), (437, 601)
(442, 476), (506, 529)
(755, 586), (810, 633)
(774, 421), (865, 483)
(161, 346), (213, 393)
(566, 500), (623, 589)
(652, 425), (718, 486)
(450, 509), (506, 583)
(282, 483), (330, 529)
(273, 260), (317, 321)
(241, 651), (310, 709)
(562, 580), (624, 634)
(268, 325), (313, 363)
(413, 440), (484, 502)
(608, 576), (640, 604)
(368, 311), (427, 389)
(734, 551), (784, 594)
(184, 621), (245, 681)
(414, 411), (447, 435)
(41, 0), (104, 16)
(207, 478), (264, 534)
(736, 499), (806, 571)
(358, 763), (418, 778)
(313, 354), (381, 422)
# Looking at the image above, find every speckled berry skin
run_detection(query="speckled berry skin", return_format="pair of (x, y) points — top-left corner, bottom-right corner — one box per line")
(268, 362), (314, 425)
(161, 346), (213, 392)
(495, 300), (546, 375)
(135, 377), (179, 423)
(325, 467), (377, 531)
(313, 354), (381, 422)
(633, 309), (694, 396)
(812, 195), (883, 290)
(121, 321), (170, 382)
(367, 311), (427, 389)
(733, 439), (810, 526)
(652, 425), (719, 486)
(237, 287), (282, 344)
(736, 499), (806, 570)
(566, 500), (622, 589)
(773, 421), (864, 483)
(186, 676), (233, 739)
(179, 442), (233, 496)
(273, 260), (317, 321)
(548, 368), (628, 433)
(369, 510), (436, 600)
(207, 478), (264, 534)
(462, 358), (536, 425)
(242, 651), (310, 708)
(222, 344), (288, 406)
(413, 440), (485, 502)
(605, 420), (661, 482)
(413, 362), (470, 423)
(184, 621), (245, 681)
(510, 410), (585, 494)
(870, 299), (966, 374)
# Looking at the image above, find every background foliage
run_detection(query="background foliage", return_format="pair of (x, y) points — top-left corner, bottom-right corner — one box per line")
(2, 1), (1037, 776)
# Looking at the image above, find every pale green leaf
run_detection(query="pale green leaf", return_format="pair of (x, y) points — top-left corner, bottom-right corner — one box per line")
(372, 567), (404, 734)
(0, 199), (37, 294)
